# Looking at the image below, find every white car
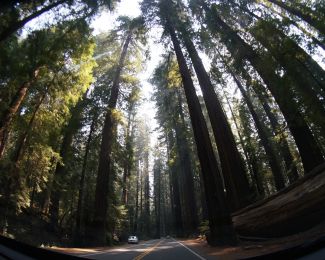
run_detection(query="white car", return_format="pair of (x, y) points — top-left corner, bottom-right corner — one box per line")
(128, 235), (139, 244)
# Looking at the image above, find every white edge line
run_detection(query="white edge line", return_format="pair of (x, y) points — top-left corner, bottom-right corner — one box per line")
(172, 238), (206, 260)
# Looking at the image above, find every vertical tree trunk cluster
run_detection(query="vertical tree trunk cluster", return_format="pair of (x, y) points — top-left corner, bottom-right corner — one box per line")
(1, 0), (325, 250)
(75, 112), (97, 245)
(153, 158), (162, 238)
(0, 69), (40, 159)
(179, 31), (251, 210)
(166, 18), (237, 245)
(146, 0), (325, 246)
(204, 3), (324, 173)
(90, 32), (132, 245)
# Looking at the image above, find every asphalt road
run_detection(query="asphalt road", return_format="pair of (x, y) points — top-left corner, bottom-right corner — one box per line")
(1, 237), (325, 259)
(77, 238), (210, 260)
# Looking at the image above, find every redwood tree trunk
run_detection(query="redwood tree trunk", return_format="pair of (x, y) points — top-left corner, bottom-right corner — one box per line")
(91, 32), (132, 245)
(0, 0), (46, 13)
(163, 83), (198, 234)
(167, 131), (184, 237)
(143, 150), (151, 237)
(179, 29), (251, 210)
(205, 5), (324, 173)
(12, 92), (46, 164)
(250, 20), (325, 127)
(266, 0), (325, 36)
(238, 4), (325, 95)
(167, 19), (237, 246)
(154, 159), (161, 238)
(173, 106), (199, 233)
(5, 92), (45, 205)
(49, 91), (89, 228)
(0, 0), (66, 42)
(220, 85), (261, 194)
(75, 113), (96, 245)
(232, 0), (325, 51)
(134, 162), (140, 234)
(121, 106), (133, 205)
(0, 76), (37, 159)
(250, 80), (299, 183)
(230, 70), (285, 190)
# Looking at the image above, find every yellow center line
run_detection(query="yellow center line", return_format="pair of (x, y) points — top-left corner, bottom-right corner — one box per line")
(133, 240), (163, 260)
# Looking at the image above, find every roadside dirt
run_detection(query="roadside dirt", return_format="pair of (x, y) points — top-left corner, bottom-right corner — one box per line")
(47, 222), (325, 259)
(47, 244), (121, 256)
(181, 221), (325, 259)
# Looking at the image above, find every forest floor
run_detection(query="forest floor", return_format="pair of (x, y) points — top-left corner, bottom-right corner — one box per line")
(47, 242), (127, 255)
(181, 221), (325, 259)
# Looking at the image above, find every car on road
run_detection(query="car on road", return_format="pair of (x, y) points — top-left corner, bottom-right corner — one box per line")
(128, 235), (139, 244)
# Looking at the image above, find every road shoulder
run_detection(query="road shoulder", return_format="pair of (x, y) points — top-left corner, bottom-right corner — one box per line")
(180, 223), (325, 259)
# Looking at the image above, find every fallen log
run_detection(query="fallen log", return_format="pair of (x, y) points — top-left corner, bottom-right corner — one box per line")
(233, 163), (325, 237)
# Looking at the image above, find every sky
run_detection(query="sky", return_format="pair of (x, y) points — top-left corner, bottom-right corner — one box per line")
(22, 0), (162, 188)
(24, 0), (165, 174)
(22, 0), (325, 180)
(24, 0), (210, 151)
(91, 0), (163, 148)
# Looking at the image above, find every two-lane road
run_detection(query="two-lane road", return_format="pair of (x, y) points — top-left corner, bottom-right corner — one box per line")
(76, 238), (211, 260)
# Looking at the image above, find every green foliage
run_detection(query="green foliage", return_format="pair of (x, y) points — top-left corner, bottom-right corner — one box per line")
(1, 0), (325, 247)
(198, 220), (209, 234)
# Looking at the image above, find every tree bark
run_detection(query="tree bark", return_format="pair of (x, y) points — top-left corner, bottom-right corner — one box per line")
(49, 91), (89, 228)
(219, 85), (261, 195)
(143, 149), (151, 237)
(139, 169), (143, 233)
(229, 69), (285, 190)
(250, 20), (325, 128)
(166, 131), (184, 237)
(173, 104), (199, 233)
(12, 92), (46, 163)
(178, 28), (251, 210)
(238, 2), (325, 96)
(266, 0), (325, 36)
(75, 113), (96, 245)
(166, 19), (237, 246)
(250, 80), (300, 183)
(0, 69), (39, 159)
(133, 161), (140, 234)
(0, 0), (66, 42)
(154, 159), (161, 238)
(122, 104), (134, 205)
(233, 163), (325, 237)
(162, 82), (198, 234)
(0, 0), (46, 13)
(91, 32), (132, 245)
(6, 91), (46, 205)
(248, 1), (325, 51)
(205, 5), (324, 173)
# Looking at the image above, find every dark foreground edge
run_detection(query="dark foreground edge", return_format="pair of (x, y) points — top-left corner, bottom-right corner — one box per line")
(1, 235), (325, 259)
(242, 236), (325, 259)
(0, 235), (86, 259)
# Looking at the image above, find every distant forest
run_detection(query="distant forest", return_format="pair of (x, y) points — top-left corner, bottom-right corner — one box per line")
(0, 0), (324, 247)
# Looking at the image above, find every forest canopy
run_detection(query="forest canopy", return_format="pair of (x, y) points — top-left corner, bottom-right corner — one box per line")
(0, 0), (325, 249)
